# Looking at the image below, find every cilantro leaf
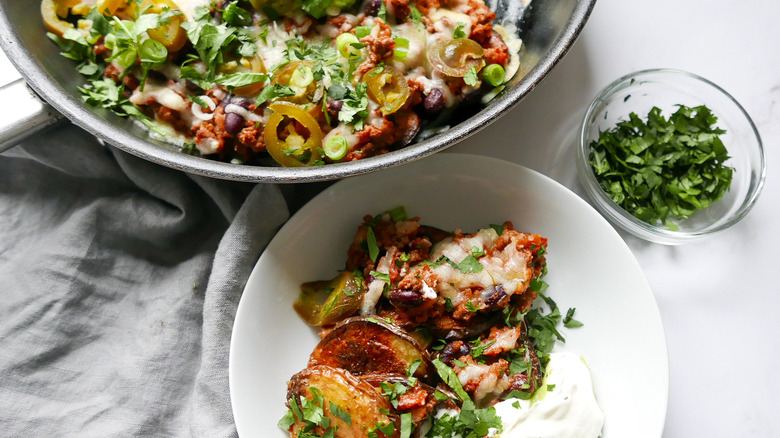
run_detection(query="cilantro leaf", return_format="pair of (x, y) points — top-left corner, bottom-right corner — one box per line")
(453, 22), (467, 39)
(188, 95), (210, 108)
(366, 226), (380, 262)
(400, 412), (413, 438)
(489, 224), (505, 236)
(432, 358), (474, 410)
(301, 0), (336, 19)
(428, 361), (504, 438)
(255, 83), (296, 106)
(369, 271), (390, 283)
(464, 65), (479, 86)
(440, 255), (484, 274)
(563, 307), (584, 328)
(409, 5), (423, 25)
(214, 72), (268, 89)
(329, 401), (352, 426)
(337, 82), (370, 129)
(222, 2), (253, 26)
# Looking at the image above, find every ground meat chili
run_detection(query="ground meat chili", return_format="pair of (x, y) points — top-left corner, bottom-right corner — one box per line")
(42, 0), (520, 166)
(283, 208), (563, 437)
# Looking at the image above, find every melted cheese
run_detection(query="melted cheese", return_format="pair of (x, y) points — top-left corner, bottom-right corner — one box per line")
(129, 83), (187, 112)
(430, 228), (534, 306)
(171, 0), (210, 21)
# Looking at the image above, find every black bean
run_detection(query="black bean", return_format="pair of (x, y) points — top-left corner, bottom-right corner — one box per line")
(327, 99), (343, 114)
(423, 89), (445, 115)
(146, 70), (168, 84)
(484, 284), (507, 307)
(363, 0), (382, 16)
(231, 97), (252, 109)
(184, 80), (203, 93)
(444, 330), (465, 341)
(218, 94), (233, 108)
(224, 112), (245, 134)
(327, 99), (343, 126)
(439, 341), (471, 365)
(389, 289), (423, 308)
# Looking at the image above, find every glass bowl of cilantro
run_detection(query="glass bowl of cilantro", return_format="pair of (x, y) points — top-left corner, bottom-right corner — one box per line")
(577, 68), (766, 245)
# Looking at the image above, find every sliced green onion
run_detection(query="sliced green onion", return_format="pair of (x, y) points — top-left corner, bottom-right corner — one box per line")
(482, 64), (506, 87)
(394, 37), (409, 59)
(139, 38), (168, 65)
(112, 48), (138, 69)
(290, 65), (314, 88)
(103, 33), (116, 51)
(336, 32), (361, 59)
(355, 25), (372, 39)
(324, 135), (348, 161)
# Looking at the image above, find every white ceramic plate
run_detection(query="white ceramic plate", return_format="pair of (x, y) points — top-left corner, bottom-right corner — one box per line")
(229, 153), (669, 437)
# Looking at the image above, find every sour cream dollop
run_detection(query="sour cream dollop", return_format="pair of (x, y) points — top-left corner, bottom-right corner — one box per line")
(493, 352), (605, 438)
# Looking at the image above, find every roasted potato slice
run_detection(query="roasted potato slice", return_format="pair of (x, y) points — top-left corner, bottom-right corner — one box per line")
(285, 365), (399, 438)
(309, 317), (433, 381)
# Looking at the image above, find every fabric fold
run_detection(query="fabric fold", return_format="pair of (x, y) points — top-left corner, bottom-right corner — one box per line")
(0, 125), (289, 437)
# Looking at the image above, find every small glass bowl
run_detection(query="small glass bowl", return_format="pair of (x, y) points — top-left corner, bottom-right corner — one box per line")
(577, 69), (766, 245)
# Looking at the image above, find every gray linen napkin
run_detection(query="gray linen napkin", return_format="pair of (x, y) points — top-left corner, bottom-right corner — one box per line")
(0, 125), (289, 437)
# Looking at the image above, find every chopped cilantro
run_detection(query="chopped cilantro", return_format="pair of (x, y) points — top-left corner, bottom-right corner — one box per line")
(368, 420), (395, 438)
(255, 83), (297, 105)
(469, 338), (496, 359)
(489, 224), (505, 236)
(406, 359), (422, 377)
(329, 401), (352, 426)
(428, 361), (504, 438)
(525, 292), (566, 356)
(453, 22), (468, 39)
(214, 72), (268, 90)
(386, 205), (409, 222)
(188, 95), (210, 108)
(464, 65), (479, 87)
(369, 271), (390, 283)
(588, 105), (734, 229)
(337, 82), (370, 129)
(280, 387), (342, 436)
(366, 227), (380, 262)
(221, 2), (253, 26)
(440, 254), (484, 274)
(278, 409), (296, 430)
(78, 78), (161, 134)
(380, 381), (408, 408)
(563, 307), (584, 328)
(508, 350), (530, 375)
(409, 4), (423, 26)
(355, 25), (372, 39)
(400, 412), (413, 438)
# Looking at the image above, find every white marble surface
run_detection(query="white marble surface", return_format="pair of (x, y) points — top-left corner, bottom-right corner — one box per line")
(1, 0), (778, 436)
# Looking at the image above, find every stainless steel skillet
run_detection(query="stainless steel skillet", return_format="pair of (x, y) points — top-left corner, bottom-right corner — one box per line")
(0, 0), (596, 183)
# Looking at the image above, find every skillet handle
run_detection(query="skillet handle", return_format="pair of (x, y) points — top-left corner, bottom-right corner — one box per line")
(0, 79), (65, 153)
